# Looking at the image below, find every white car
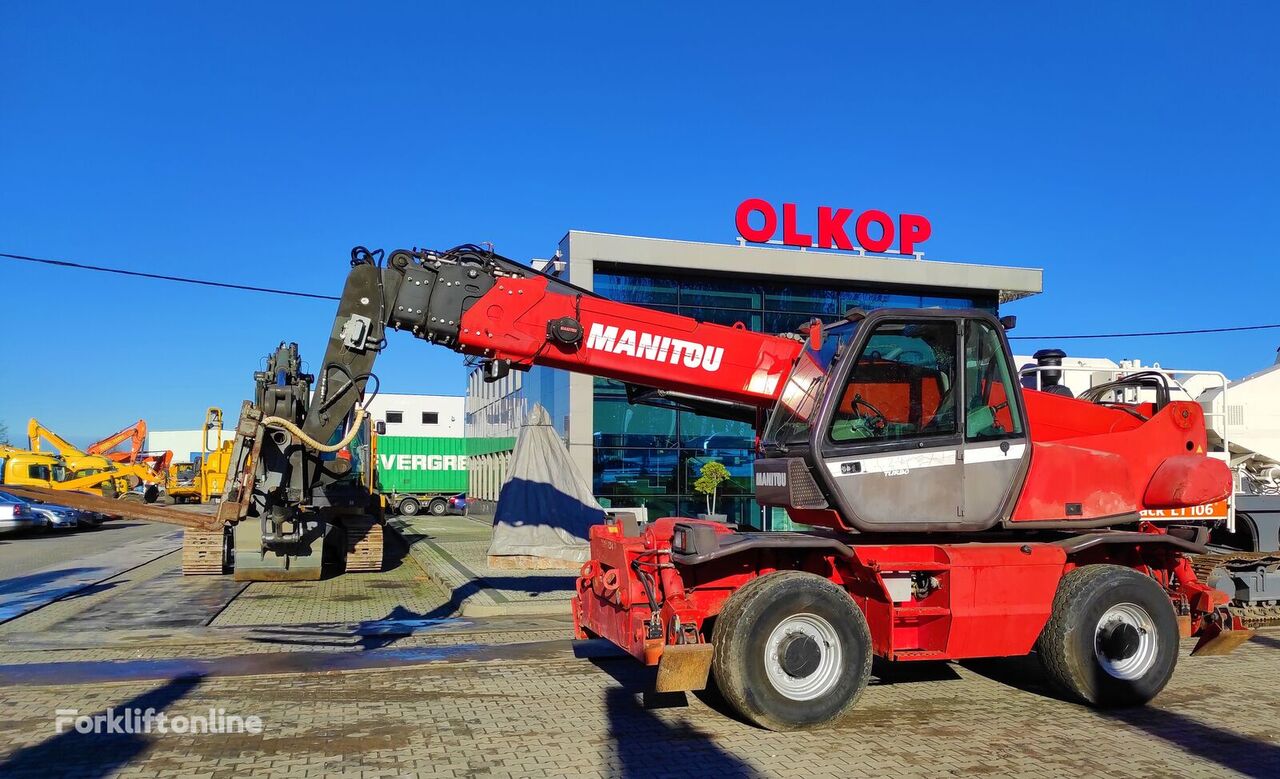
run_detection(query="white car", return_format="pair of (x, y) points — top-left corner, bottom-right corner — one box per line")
(0, 500), (45, 533)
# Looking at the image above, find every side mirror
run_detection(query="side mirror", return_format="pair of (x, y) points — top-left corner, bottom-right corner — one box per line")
(374, 421), (386, 435)
(999, 315), (1017, 331)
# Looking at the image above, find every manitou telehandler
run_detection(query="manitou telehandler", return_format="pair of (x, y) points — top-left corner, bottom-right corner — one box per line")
(12, 243), (1246, 730)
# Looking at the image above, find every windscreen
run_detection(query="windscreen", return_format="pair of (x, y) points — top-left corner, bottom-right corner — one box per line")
(760, 321), (859, 452)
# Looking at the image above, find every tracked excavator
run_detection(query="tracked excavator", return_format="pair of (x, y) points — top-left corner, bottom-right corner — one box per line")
(9, 243), (1248, 730)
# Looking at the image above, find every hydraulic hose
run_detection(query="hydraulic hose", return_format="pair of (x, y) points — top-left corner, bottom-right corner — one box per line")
(260, 407), (368, 453)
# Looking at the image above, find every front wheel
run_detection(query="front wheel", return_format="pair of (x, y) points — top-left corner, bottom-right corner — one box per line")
(428, 498), (448, 516)
(711, 571), (872, 731)
(397, 497), (421, 516)
(1037, 564), (1179, 707)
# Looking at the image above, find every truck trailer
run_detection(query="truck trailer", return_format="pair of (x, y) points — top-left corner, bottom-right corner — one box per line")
(374, 435), (468, 516)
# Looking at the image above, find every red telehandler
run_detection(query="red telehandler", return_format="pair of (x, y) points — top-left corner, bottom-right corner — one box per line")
(34, 243), (1241, 730)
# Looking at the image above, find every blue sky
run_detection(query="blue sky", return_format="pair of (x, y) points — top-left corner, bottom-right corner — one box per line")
(1, 3), (1277, 444)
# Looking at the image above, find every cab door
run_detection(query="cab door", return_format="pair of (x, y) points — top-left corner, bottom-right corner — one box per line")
(816, 316), (967, 530)
(959, 318), (1030, 526)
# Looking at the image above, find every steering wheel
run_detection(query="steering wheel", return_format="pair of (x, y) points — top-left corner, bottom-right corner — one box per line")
(849, 395), (888, 431)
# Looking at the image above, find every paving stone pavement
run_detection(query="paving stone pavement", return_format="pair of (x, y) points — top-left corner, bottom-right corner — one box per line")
(3, 521), (1280, 777)
(211, 536), (452, 627)
(0, 631), (1278, 778)
(391, 516), (577, 617)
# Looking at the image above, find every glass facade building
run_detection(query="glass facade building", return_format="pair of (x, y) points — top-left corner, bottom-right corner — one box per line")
(588, 267), (995, 528)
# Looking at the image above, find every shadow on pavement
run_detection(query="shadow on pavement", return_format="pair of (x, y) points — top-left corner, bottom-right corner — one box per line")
(1105, 707), (1280, 778)
(957, 653), (1070, 700)
(963, 652), (1280, 777)
(871, 657), (962, 685)
(592, 655), (758, 777)
(1249, 632), (1280, 650)
(0, 674), (203, 779)
(0, 567), (103, 598)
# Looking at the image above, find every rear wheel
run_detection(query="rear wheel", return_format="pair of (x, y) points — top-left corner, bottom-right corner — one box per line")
(1037, 564), (1179, 707)
(397, 496), (420, 516)
(428, 498), (448, 516)
(711, 571), (872, 731)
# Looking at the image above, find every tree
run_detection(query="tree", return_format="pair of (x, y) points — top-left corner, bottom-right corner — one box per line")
(0, 420), (9, 446)
(693, 460), (731, 516)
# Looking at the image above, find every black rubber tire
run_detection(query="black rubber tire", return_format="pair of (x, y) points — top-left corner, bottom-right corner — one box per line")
(397, 497), (421, 516)
(711, 571), (872, 731)
(1037, 564), (1179, 707)
(428, 498), (448, 516)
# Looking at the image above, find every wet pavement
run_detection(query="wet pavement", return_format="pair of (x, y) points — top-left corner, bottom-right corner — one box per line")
(0, 527), (182, 622)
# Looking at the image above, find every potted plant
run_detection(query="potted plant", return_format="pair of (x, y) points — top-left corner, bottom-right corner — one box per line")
(693, 460), (731, 522)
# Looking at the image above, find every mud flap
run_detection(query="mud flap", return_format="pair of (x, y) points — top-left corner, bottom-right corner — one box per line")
(654, 643), (714, 692)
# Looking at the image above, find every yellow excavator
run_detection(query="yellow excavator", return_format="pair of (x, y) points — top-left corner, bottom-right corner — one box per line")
(167, 408), (234, 504)
(0, 445), (66, 488)
(27, 418), (165, 501)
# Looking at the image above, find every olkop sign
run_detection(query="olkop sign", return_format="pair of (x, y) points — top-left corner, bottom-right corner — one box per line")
(735, 198), (932, 255)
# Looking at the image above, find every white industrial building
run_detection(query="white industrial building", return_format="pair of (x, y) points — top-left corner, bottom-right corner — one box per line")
(365, 393), (464, 437)
(147, 429), (211, 463)
(149, 393), (463, 462)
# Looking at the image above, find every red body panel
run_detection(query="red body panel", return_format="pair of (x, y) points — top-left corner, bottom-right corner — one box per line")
(848, 544), (1065, 660)
(1013, 398), (1230, 522)
(458, 276), (803, 407)
(1144, 455), (1233, 509)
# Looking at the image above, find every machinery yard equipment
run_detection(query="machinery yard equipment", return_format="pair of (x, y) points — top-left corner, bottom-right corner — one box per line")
(189, 243), (1243, 729)
(87, 418), (173, 476)
(167, 408), (234, 506)
(26, 418), (165, 500)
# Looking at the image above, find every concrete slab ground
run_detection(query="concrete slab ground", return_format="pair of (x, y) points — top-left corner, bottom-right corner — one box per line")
(390, 514), (577, 618)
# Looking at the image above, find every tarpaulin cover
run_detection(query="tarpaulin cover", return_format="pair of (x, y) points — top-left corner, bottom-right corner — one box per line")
(487, 404), (603, 563)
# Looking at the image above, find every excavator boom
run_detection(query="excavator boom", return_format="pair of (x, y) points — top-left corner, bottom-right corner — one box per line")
(86, 419), (148, 461)
(27, 418), (85, 457)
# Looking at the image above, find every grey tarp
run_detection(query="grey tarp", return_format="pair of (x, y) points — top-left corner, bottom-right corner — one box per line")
(487, 404), (603, 564)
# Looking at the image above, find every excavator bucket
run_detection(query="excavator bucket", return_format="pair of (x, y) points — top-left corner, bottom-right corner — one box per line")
(1, 485), (222, 532)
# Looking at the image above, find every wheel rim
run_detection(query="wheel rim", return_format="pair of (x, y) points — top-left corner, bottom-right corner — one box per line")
(763, 613), (843, 701)
(1094, 602), (1158, 680)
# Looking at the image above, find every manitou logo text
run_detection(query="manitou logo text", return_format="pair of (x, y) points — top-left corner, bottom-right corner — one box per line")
(585, 323), (724, 372)
(755, 472), (787, 488)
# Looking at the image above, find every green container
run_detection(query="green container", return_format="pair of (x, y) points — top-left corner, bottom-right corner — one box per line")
(374, 436), (470, 494)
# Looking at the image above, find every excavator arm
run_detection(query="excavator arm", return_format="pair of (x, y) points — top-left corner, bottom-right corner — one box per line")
(27, 418), (85, 457)
(219, 245), (804, 538)
(86, 419), (147, 462)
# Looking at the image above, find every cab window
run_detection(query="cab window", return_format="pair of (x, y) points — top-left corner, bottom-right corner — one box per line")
(828, 320), (958, 443)
(963, 320), (1023, 440)
(28, 464), (51, 480)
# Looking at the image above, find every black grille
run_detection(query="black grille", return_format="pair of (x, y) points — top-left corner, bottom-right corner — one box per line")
(787, 460), (828, 509)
